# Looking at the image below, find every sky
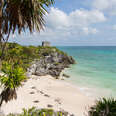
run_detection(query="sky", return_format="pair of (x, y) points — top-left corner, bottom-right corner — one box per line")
(9, 0), (116, 46)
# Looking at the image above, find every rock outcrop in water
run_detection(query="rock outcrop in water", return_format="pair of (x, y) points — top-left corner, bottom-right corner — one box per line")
(27, 47), (75, 78)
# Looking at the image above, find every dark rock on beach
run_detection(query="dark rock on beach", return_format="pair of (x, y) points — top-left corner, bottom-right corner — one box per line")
(62, 74), (70, 78)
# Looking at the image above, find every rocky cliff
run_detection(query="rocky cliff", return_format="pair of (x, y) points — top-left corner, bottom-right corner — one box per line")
(27, 47), (75, 78)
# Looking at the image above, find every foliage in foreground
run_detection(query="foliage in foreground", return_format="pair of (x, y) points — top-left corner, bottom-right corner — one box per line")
(7, 107), (68, 116)
(88, 98), (116, 116)
(4, 98), (116, 116)
(0, 61), (26, 106)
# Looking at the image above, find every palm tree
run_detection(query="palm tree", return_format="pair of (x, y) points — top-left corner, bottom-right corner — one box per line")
(0, 0), (54, 107)
(88, 98), (116, 116)
(0, 61), (26, 106)
(0, 0), (54, 59)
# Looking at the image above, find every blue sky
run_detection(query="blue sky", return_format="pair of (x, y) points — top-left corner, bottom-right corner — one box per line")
(9, 0), (116, 46)
(54, 0), (92, 13)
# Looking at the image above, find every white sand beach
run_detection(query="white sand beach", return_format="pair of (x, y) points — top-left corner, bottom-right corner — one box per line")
(1, 75), (94, 116)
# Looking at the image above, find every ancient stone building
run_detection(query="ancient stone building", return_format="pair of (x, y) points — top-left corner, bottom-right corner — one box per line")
(42, 41), (50, 46)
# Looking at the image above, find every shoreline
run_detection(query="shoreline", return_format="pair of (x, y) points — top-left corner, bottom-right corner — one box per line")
(62, 67), (116, 99)
(64, 75), (116, 99)
(1, 75), (94, 116)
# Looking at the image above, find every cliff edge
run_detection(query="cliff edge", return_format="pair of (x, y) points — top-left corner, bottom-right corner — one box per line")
(27, 47), (75, 78)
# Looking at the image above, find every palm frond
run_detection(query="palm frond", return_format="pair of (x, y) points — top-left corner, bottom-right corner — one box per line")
(88, 98), (116, 116)
(1, 0), (54, 35)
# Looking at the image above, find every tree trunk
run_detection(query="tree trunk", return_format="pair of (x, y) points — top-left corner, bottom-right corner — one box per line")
(0, 0), (3, 70)
(0, 0), (3, 44)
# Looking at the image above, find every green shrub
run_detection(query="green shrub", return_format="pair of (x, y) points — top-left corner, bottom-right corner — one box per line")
(2, 43), (68, 71)
(0, 61), (26, 106)
(1, 61), (26, 88)
(88, 98), (116, 116)
(7, 107), (68, 116)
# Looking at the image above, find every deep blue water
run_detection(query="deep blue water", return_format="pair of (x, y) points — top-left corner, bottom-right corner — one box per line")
(57, 46), (116, 97)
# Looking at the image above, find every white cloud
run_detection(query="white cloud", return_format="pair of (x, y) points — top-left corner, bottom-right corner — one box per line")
(93, 0), (116, 15)
(9, 7), (107, 45)
(69, 9), (106, 25)
(12, 34), (16, 38)
(46, 7), (106, 28)
(113, 25), (116, 30)
(42, 7), (106, 38)
(45, 8), (69, 29)
(82, 27), (98, 35)
(93, 0), (109, 10)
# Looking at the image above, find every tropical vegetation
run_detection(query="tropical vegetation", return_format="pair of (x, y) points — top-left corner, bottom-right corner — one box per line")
(0, 0), (54, 108)
(0, 0), (54, 60)
(1, 42), (66, 71)
(5, 98), (116, 116)
(0, 1), (116, 115)
(0, 42), (67, 106)
(7, 107), (67, 116)
(88, 98), (116, 116)
(0, 60), (26, 106)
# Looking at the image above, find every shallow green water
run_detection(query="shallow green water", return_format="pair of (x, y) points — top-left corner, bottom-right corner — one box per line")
(57, 46), (116, 98)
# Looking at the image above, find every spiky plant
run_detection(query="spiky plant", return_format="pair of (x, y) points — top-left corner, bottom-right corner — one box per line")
(2, 0), (54, 34)
(88, 98), (116, 116)
(0, 61), (26, 106)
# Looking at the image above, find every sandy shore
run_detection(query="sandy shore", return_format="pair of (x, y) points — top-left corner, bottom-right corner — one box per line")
(1, 75), (94, 116)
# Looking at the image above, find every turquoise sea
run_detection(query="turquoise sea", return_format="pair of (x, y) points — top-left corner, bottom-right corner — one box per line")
(57, 46), (116, 98)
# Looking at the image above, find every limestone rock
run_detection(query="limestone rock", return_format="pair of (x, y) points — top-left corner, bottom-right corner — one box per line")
(27, 48), (75, 78)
